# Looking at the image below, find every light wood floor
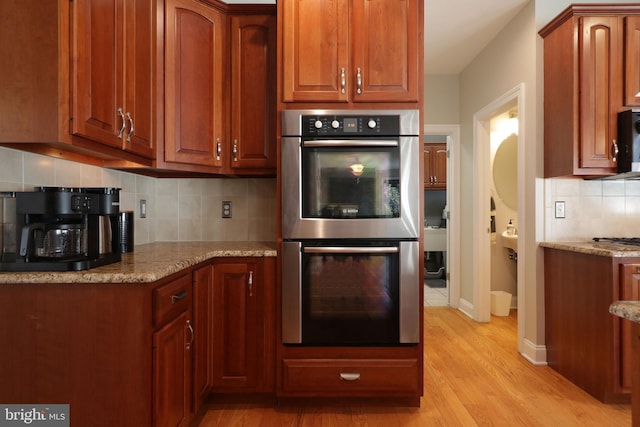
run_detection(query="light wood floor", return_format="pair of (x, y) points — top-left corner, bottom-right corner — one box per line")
(197, 307), (632, 426)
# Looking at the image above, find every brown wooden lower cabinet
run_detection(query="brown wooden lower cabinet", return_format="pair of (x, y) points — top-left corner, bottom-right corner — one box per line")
(544, 248), (640, 403)
(281, 359), (419, 395)
(153, 273), (194, 427)
(0, 256), (276, 427)
(210, 258), (276, 393)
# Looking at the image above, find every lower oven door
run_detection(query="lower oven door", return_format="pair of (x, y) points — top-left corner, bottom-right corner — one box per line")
(282, 240), (420, 345)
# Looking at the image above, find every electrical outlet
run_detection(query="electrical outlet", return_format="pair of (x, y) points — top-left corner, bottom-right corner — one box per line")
(222, 201), (232, 218)
(555, 201), (565, 219)
(140, 199), (147, 218)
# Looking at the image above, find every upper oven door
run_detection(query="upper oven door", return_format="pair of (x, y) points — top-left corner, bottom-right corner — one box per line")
(281, 135), (420, 239)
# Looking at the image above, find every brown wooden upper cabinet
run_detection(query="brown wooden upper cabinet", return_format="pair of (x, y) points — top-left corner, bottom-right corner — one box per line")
(540, 5), (640, 177)
(164, 0), (276, 174)
(72, 0), (156, 160)
(229, 14), (277, 173)
(281, 0), (420, 103)
(164, 0), (227, 169)
(423, 143), (447, 190)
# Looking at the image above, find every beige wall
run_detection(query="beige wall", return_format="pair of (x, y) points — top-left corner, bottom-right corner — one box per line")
(458, 1), (541, 346)
(0, 146), (277, 245)
(424, 74), (459, 124)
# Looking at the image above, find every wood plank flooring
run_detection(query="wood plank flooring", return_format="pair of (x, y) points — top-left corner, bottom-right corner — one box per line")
(196, 307), (632, 426)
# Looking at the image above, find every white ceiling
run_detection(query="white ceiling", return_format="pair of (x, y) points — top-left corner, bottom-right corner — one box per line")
(223, 0), (531, 75)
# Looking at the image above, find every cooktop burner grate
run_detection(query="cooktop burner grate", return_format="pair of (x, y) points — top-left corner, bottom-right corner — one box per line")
(593, 237), (640, 246)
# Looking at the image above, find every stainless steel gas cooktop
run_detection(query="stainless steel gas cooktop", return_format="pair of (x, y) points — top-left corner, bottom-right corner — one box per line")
(592, 237), (640, 247)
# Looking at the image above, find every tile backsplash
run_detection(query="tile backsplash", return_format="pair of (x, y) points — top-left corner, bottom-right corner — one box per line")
(0, 147), (276, 245)
(545, 177), (640, 241)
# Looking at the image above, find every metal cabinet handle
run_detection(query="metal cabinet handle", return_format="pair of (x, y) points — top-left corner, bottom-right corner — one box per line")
(339, 373), (360, 381)
(356, 67), (362, 94)
(248, 271), (253, 297)
(340, 67), (346, 94)
(117, 108), (126, 138)
(186, 320), (194, 351)
(233, 139), (238, 162)
(171, 290), (188, 304)
(216, 138), (222, 161)
(612, 139), (619, 163)
(126, 112), (134, 142)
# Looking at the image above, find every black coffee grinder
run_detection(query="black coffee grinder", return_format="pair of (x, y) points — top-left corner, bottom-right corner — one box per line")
(0, 187), (122, 271)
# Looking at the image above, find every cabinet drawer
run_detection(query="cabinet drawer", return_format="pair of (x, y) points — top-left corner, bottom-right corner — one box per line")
(282, 359), (419, 394)
(153, 273), (192, 327)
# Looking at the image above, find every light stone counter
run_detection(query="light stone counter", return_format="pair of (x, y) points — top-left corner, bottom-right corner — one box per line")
(540, 241), (640, 257)
(0, 241), (277, 284)
(610, 301), (640, 324)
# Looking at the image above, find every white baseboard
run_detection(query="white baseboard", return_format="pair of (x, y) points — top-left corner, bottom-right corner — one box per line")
(520, 338), (547, 365)
(458, 298), (475, 319)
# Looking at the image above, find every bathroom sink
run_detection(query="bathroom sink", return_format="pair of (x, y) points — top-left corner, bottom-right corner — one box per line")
(502, 230), (518, 252)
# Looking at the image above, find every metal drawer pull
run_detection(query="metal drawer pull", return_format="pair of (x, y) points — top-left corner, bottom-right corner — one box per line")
(117, 108), (126, 138)
(186, 320), (194, 351)
(304, 246), (398, 254)
(340, 67), (346, 94)
(356, 67), (362, 94)
(303, 140), (398, 148)
(216, 138), (222, 161)
(612, 139), (619, 163)
(171, 290), (188, 304)
(126, 112), (134, 142)
(340, 373), (360, 381)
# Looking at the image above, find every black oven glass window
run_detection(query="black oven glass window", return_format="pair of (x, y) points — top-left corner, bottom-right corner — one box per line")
(301, 146), (400, 219)
(301, 247), (400, 345)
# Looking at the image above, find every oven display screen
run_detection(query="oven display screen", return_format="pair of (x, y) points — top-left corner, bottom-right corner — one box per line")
(343, 118), (358, 132)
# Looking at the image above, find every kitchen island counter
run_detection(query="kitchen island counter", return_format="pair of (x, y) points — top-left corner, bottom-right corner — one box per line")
(540, 241), (640, 257)
(611, 301), (640, 324)
(0, 241), (277, 284)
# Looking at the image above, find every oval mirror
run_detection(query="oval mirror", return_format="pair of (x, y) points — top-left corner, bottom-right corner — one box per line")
(493, 133), (517, 210)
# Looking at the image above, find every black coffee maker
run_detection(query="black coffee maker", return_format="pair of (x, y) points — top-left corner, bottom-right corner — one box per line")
(0, 187), (122, 271)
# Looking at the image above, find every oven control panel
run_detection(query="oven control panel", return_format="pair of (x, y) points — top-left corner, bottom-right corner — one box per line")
(302, 114), (400, 136)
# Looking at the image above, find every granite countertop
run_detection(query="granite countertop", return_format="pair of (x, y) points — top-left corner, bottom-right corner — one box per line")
(610, 301), (640, 324)
(540, 241), (640, 257)
(0, 241), (277, 284)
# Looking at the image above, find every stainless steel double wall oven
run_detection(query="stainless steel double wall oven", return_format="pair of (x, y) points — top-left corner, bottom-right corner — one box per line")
(281, 109), (421, 345)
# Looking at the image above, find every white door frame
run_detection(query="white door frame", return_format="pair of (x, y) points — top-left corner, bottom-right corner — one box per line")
(472, 84), (525, 349)
(424, 124), (460, 308)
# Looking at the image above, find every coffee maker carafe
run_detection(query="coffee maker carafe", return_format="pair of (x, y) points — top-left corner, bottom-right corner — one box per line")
(0, 187), (122, 271)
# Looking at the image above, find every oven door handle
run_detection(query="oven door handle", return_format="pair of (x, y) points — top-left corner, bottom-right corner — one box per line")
(302, 140), (398, 147)
(303, 246), (399, 254)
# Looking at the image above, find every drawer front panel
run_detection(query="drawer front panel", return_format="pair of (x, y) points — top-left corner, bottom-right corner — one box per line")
(282, 358), (418, 394)
(153, 273), (192, 327)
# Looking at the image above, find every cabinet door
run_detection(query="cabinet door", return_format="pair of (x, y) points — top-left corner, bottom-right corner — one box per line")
(433, 144), (447, 189)
(579, 16), (623, 169)
(192, 265), (212, 412)
(72, 0), (124, 149)
(122, 0), (155, 158)
(625, 16), (640, 106)
(165, 0), (226, 167)
(153, 310), (192, 427)
(281, 0), (350, 102)
(212, 262), (258, 389)
(423, 144), (433, 188)
(72, 0), (155, 158)
(423, 143), (447, 189)
(619, 264), (640, 392)
(229, 14), (277, 171)
(351, 0), (420, 102)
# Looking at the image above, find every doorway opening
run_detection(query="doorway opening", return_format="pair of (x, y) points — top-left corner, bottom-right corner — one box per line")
(472, 84), (524, 352)
(423, 125), (460, 309)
